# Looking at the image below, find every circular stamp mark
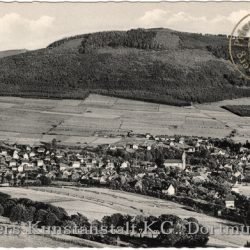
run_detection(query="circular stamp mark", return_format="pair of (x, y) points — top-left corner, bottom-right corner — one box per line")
(229, 14), (250, 80)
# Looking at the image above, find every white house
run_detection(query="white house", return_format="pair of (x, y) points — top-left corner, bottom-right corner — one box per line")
(225, 195), (235, 208)
(121, 161), (129, 169)
(162, 184), (176, 196)
(13, 150), (19, 160)
(72, 161), (81, 168)
(29, 152), (36, 158)
(9, 160), (16, 168)
(1, 151), (7, 156)
(18, 165), (24, 173)
(23, 153), (29, 160)
(37, 160), (44, 167)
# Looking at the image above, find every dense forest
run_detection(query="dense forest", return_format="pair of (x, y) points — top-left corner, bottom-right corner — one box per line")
(0, 28), (249, 106)
(222, 105), (250, 117)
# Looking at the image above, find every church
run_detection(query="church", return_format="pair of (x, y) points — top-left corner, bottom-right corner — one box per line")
(163, 151), (186, 170)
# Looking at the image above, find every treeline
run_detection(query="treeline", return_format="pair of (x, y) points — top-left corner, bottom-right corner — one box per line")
(78, 29), (160, 53)
(222, 105), (250, 117)
(207, 45), (230, 60)
(0, 191), (209, 247)
(48, 29), (160, 52)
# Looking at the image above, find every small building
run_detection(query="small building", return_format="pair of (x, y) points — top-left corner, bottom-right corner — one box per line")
(13, 150), (19, 160)
(37, 160), (44, 167)
(37, 147), (46, 154)
(164, 159), (183, 169)
(9, 160), (17, 168)
(225, 195), (235, 208)
(23, 153), (29, 160)
(162, 184), (176, 196)
(120, 161), (129, 169)
(72, 161), (81, 168)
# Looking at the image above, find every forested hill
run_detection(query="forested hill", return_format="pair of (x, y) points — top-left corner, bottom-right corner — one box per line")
(0, 49), (28, 59)
(0, 28), (249, 106)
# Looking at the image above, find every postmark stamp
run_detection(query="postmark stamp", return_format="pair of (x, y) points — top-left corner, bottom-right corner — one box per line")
(229, 14), (250, 80)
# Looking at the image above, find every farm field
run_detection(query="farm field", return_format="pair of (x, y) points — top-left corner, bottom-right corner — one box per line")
(0, 186), (249, 247)
(0, 216), (81, 247)
(238, 184), (250, 198)
(0, 94), (250, 145)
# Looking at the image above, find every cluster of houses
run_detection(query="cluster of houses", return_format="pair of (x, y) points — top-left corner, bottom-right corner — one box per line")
(0, 135), (250, 209)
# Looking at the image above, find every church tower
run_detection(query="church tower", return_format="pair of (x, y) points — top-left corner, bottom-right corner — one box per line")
(182, 151), (186, 169)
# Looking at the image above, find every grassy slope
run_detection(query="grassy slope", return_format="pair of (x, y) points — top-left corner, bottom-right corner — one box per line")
(0, 28), (249, 106)
(0, 49), (28, 59)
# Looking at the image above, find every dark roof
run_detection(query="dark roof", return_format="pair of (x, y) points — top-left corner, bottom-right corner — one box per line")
(225, 195), (235, 201)
(164, 159), (182, 163)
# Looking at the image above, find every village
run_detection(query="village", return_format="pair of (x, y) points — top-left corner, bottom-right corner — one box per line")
(1, 133), (250, 222)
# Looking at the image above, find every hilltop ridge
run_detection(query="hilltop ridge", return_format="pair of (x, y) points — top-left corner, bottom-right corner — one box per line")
(0, 28), (248, 106)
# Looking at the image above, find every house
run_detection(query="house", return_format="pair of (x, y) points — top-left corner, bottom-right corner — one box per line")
(192, 175), (206, 184)
(60, 163), (68, 171)
(9, 160), (17, 168)
(37, 147), (46, 154)
(23, 153), (29, 160)
(232, 185), (240, 193)
(37, 160), (44, 167)
(106, 162), (115, 170)
(0, 151), (7, 156)
(18, 165), (24, 173)
(178, 138), (184, 144)
(120, 161), (129, 169)
(100, 176), (108, 184)
(162, 184), (176, 196)
(0, 183), (10, 187)
(29, 152), (36, 158)
(72, 161), (81, 168)
(13, 150), (19, 160)
(225, 195), (235, 208)
(164, 159), (183, 169)
(233, 171), (243, 181)
(188, 147), (195, 153)
(224, 164), (233, 171)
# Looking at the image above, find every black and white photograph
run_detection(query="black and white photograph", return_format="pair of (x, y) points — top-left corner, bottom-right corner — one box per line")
(1, 1), (250, 247)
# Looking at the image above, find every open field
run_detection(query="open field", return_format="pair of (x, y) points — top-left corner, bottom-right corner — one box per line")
(0, 94), (250, 144)
(238, 184), (250, 198)
(0, 216), (81, 247)
(1, 186), (249, 247)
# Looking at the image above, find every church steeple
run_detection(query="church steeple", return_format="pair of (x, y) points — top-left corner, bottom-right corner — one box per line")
(182, 151), (186, 169)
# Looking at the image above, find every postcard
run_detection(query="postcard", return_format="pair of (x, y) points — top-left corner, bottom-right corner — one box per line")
(0, 1), (250, 248)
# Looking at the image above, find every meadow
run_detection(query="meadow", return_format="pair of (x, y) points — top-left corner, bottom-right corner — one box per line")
(1, 186), (249, 247)
(0, 94), (250, 145)
(0, 216), (81, 247)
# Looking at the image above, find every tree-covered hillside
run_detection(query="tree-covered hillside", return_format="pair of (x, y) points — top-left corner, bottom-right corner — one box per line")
(0, 49), (28, 59)
(0, 28), (249, 106)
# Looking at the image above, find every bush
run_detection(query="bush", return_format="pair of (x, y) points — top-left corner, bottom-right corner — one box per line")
(46, 204), (68, 220)
(45, 212), (58, 226)
(40, 175), (52, 186)
(35, 209), (48, 224)
(9, 204), (29, 223)
(0, 204), (4, 216)
(2, 199), (16, 217)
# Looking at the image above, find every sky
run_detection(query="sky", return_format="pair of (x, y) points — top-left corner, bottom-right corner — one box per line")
(1, 2), (250, 51)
